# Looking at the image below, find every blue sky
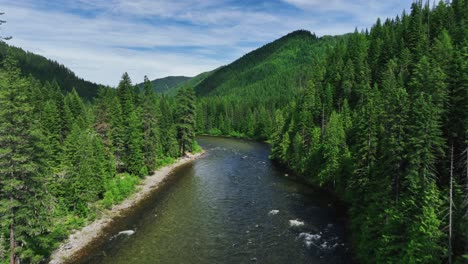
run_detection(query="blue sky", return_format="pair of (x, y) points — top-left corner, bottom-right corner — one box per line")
(0, 0), (411, 86)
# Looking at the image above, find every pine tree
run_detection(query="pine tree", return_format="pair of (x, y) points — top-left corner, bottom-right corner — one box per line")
(64, 88), (88, 127)
(41, 100), (62, 168)
(0, 57), (50, 263)
(109, 95), (125, 170)
(379, 60), (409, 202)
(175, 88), (196, 156)
(157, 96), (175, 156)
(319, 111), (349, 187)
(141, 76), (161, 171)
(402, 92), (444, 263)
(123, 110), (147, 176)
(116, 72), (135, 118)
(352, 84), (382, 180)
(270, 109), (285, 160)
(409, 56), (447, 112)
(62, 123), (113, 215)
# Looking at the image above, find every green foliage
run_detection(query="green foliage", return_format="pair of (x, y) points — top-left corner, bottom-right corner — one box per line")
(0, 1), (466, 263)
(193, 2), (467, 263)
(101, 173), (140, 209)
(191, 141), (203, 154)
(195, 30), (342, 140)
(175, 87), (196, 155)
(0, 54), (198, 262)
(155, 156), (176, 169)
(0, 42), (101, 100)
(0, 56), (51, 263)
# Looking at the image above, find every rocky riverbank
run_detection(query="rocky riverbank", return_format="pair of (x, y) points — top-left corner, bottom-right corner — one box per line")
(48, 152), (205, 264)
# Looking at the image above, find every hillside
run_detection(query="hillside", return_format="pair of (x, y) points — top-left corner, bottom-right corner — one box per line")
(0, 41), (102, 99)
(137, 75), (191, 94)
(194, 30), (343, 138)
(195, 30), (333, 98)
(195, 2), (468, 264)
(166, 70), (213, 96)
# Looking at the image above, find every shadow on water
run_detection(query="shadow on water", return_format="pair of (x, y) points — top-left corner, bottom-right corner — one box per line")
(78, 136), (352, 264)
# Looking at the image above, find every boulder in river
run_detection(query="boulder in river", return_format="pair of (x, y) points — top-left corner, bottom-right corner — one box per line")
(289, 219), (305, 227)
(118, 230), (135, 236)
(268, 209), (279, 215)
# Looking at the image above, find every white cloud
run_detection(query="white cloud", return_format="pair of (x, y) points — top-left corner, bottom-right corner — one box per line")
(0, 0), (413, 86)
(282, 0), (411, 24)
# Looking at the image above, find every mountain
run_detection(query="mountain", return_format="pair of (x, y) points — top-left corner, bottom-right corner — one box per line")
(0, 41), (102, 99)
(194, 30), (342, 98)
(195, 2), (468, 263)
(137, 75), (192, 94)
(166, 70), (214, 96)
(194, 30), (343, 138)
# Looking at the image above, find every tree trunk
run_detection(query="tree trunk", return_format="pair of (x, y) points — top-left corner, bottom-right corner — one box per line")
(464, 145), (467, 260)
(10, 197), (15, 264)
(448, 144), (453, 264)
(321, 106), (325, 134)
(395, 169), (400, 203)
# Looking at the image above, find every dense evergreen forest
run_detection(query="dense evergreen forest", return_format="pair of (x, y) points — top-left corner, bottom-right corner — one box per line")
(196, 1), (468, 263)
(0, 41), (102, 100)
(195, 31), (343, 139)
(0, 52), (198, 262)
(0, 0), (467, 263)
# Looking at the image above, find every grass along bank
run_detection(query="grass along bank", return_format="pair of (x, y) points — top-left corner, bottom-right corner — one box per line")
(48, 150), (205, 264)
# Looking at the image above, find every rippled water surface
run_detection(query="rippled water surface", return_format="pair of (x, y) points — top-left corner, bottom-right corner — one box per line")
(84, 136), (350, 263)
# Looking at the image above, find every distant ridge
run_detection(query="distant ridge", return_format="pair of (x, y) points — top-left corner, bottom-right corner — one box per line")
(137, 76), (192, 94)
(0, 41), (102, 99)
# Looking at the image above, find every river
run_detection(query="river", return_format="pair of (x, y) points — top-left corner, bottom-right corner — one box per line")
(81, 136), (350, 263)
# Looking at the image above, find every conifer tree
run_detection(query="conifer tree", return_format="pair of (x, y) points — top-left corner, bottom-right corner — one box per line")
(41, 100), (62, 168)
(402, 92), (444, 262)
(123, 110), (147, 176)
(141, 76), (161, 171)
(117, 72), (135, 118)
(159, 96), (178, 157)
(0, 57), (49, 263)
(175, 88), (196, 156)
(62, 122), (113, 215)
(319, 111), (349, 187)
(270, 109), (285, 160)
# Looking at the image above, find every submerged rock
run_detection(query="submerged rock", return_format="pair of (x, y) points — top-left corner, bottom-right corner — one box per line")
(289, 219), (305, 227)
(268, 209), (279, 215)
(118, 230), (135, 236)
(298, 232), (321, 248)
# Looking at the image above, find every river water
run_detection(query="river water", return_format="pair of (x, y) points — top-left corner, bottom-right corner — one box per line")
(83, 136), (350, 263)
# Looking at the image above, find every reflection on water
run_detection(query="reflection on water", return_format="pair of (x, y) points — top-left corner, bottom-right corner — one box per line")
(83, 136), (350, 264)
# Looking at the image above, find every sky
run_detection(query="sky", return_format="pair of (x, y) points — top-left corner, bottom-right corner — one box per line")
(0, 0), (412, 86)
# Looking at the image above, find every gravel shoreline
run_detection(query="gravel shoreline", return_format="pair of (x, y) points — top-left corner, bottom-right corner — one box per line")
(48, 151), (205, 264)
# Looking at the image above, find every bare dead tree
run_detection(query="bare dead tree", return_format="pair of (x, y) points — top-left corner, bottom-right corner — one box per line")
(0, 12), (12, 41)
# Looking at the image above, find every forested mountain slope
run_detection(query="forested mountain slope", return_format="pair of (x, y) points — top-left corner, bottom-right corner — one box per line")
(137, 75), (191, 94)
(0, 41), (102, 99)
(196, 1), (468, 263)
(170, 70), (213, 96)
(195, 30), (343, 139)
(0, 55), (198, 262)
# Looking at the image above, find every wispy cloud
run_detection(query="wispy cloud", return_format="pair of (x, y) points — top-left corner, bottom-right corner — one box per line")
(0, 0), (412, 86)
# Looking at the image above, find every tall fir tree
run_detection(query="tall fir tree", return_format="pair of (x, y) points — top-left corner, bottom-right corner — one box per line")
(141, 76), (161, 171)
(0, 57), (50, 263)
(175, 88), (196, 156)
